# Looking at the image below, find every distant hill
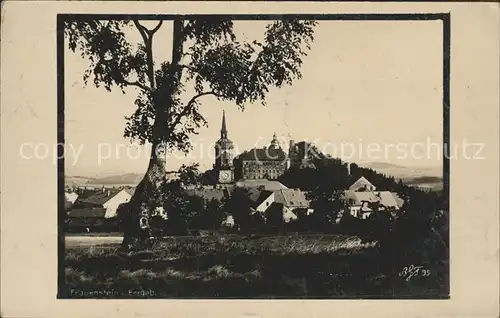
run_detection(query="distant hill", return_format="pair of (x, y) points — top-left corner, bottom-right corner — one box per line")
(359, 162), (442, 180)
(65, 173), (143, 187)
(358, 162), (443, 191)
(65, 175), (100, 185)
(65, 171), (182, 187)
(93, 173), (144, 185)
(407, 176), (443, 183)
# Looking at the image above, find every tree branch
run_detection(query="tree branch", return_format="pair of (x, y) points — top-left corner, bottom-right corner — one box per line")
(133, 19), (164, 36)
(179, 64), (213, 85)
(149, 20), (163, 35)
(170, 91), (220, 130)
(133, 20), (156, 90)
(179, 64), (200, 74)
(122, 78), (151, 92)
(132, 20), (149, 44)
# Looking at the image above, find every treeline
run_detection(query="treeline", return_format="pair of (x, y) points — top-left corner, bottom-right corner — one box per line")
(278, 157), (402, 192)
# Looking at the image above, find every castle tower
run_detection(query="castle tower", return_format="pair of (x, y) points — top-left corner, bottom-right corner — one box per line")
(287, 137), (298, 168)
(214, 110), (234, 184)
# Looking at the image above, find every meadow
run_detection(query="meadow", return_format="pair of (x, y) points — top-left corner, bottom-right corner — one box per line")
(63, 234), (447, 299)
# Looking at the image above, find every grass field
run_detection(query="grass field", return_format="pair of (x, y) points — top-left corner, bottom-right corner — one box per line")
(63, 234), (447, 298)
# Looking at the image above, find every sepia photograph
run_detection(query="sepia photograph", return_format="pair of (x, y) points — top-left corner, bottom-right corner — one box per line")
(58, 13), (451, 299)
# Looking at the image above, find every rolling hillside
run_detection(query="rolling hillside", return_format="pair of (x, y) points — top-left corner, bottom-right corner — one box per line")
(358, 162), (443, 191)
(65, 173), (143, 187)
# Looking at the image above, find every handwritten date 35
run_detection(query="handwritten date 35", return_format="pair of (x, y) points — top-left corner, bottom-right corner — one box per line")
(399, 265), (431, 281)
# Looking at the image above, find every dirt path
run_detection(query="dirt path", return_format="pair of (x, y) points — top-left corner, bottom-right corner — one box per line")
(65, 235), (123, 247)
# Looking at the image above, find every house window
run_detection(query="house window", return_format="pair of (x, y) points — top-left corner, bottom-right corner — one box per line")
(266, 202), (269, 206)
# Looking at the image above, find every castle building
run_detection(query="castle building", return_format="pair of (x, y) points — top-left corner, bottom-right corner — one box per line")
(212, 112), (300, 183)
(287, 140), (323, 169)
(233, 133), (290, 181)
(213, 110), (235, 184)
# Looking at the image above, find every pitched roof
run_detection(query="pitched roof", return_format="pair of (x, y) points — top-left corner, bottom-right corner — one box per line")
(274, 189), (310, 208)
(64, 192), (79, 209)
(235, 147), (287, 161)
(123, 187), (136, 196)
(78, 189), (123, 206)
(377, 191), (401, 209)
(235, 180), (288, 191)
(246, 189), (274, 208)
(342, 190), (403, 211)
(65, 192), (79, 204)
(343, 190), (378, 204)
(349, 176), (376, 191)
(392, 192), (405, 208)
(67, 207), (107, 218)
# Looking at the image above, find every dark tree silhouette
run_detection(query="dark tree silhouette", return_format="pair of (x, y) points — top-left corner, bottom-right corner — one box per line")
(357, 187), (447, 273)
(199, 169), (217, 186)
(202, 198), (226, 230)
(64, 18), (317, 249)
(222, 187), (254, 233)
(177, 163), (201, 186)
(280, 144), (350, 191)
(265, 202), (285, 234)
(158, 179), (204, 236)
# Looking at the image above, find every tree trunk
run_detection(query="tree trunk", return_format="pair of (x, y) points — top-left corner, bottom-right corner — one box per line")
(120, 19), (185, 251)
(121, 138), (169, 250)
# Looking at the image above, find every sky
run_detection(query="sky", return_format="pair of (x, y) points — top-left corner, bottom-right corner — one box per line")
(64, 20), (443, 177)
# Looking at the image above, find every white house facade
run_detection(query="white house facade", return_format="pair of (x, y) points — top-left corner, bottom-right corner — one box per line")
(102, 189), (132, 218)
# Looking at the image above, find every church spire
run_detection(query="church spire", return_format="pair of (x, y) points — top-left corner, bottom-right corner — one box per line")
(221, 110), (227, 138)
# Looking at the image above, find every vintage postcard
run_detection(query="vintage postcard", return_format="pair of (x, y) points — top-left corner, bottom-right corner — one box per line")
(1, 1), (499, 317)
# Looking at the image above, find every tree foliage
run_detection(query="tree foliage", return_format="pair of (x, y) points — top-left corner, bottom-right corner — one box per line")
(65, 18), (317, 152)
(222, 187), (254, 232)
(177, 163), (201, 186)
(200, 198), (226, 230)
(280, 144), (349, 191)
(356, 186), (447, 270)
(265, 203), (285, 233)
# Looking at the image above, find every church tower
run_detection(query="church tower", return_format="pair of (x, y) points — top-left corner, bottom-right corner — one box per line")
(214, 110), (234, 184)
